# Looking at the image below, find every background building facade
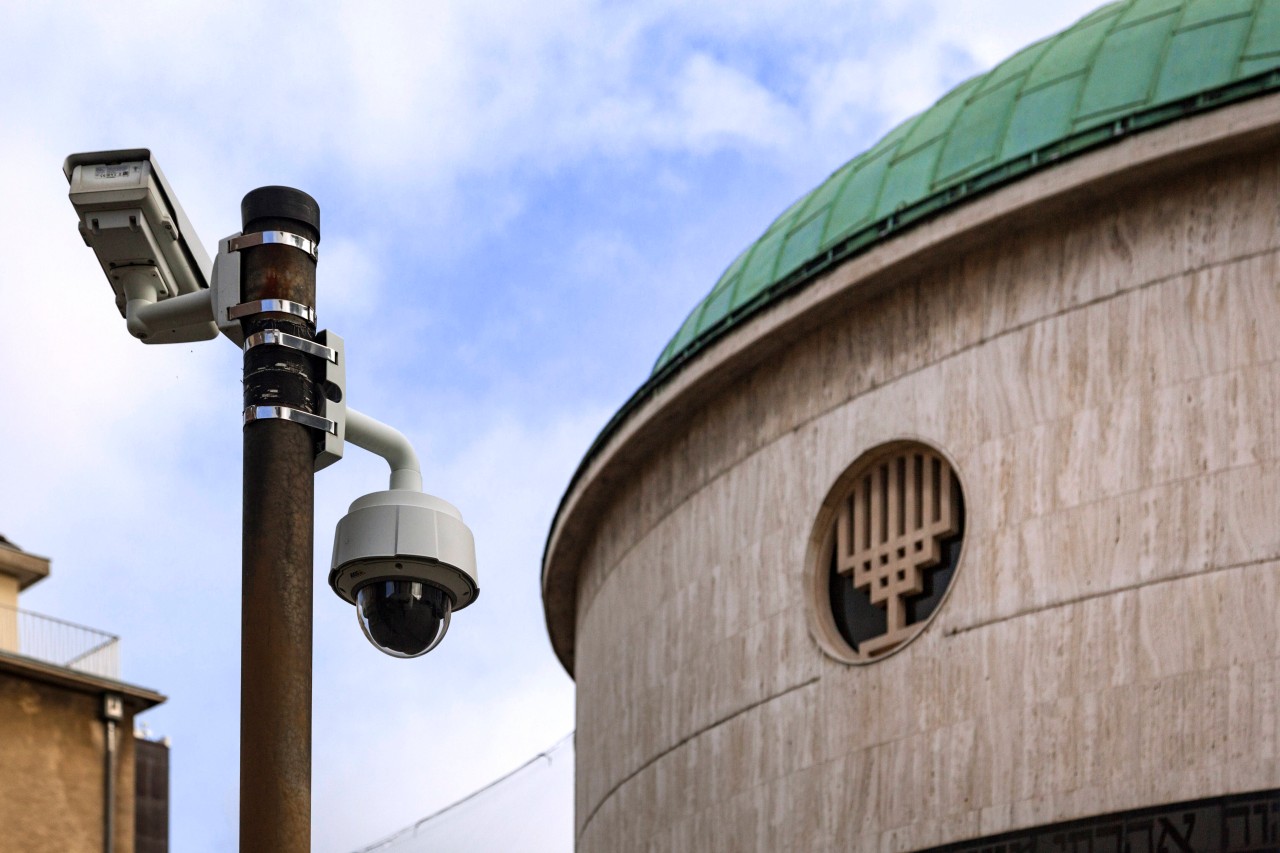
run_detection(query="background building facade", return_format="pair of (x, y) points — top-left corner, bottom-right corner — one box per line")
(0, 537), (167, 853)
(543, 1), (1280, 849)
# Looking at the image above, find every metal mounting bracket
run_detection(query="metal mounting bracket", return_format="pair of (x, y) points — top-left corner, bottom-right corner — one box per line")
(314, 330), (347, 472)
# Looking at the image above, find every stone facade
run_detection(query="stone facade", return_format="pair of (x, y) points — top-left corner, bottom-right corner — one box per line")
(545, 97), (1280, 850)
(0, 537), (164, 853)
(0, 672), (143, 853)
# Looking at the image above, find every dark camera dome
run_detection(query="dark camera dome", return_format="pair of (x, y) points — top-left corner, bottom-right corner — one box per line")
(355, 580), (452, 658)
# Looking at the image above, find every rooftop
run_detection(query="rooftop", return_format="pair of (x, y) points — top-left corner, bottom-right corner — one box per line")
(654, 0), (1280, 377)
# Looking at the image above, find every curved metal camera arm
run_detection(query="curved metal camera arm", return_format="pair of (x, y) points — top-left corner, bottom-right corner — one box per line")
(344, 409), (422, 492)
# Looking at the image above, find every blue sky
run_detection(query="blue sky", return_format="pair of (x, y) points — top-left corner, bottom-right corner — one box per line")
(0, 2), (1100, 850)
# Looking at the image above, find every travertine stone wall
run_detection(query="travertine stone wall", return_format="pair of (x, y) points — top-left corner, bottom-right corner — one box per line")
(569, 144), (1280, 850)
(0, 675), (138, 853)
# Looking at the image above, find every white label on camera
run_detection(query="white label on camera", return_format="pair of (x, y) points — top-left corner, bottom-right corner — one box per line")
(94, 164), (134, 179)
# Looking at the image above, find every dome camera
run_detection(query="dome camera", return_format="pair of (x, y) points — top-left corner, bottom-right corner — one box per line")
(330, 490), (478, 658)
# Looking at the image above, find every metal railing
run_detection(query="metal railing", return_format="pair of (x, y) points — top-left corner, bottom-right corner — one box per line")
(0, 603), (120, 679)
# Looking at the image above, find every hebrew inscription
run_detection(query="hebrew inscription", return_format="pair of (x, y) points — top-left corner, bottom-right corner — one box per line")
(930, 789), (1280, 853)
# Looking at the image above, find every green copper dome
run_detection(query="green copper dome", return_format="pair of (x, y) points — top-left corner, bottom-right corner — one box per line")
(654, 0), (1280, 375)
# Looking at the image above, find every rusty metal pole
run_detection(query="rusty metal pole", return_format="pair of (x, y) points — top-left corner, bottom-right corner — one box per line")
(237, 187), (321, 853)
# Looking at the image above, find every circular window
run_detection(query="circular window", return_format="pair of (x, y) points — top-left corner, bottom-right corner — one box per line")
(808, 441), (965, 663)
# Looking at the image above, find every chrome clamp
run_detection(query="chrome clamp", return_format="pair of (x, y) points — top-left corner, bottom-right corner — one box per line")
(243, 405), (336, 435)
(243, 329), (338, 363)
(227, 230), (319, 261)
(227, 298), (316, 324)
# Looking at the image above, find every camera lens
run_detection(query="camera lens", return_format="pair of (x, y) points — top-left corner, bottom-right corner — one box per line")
(355, 580), (452, 658)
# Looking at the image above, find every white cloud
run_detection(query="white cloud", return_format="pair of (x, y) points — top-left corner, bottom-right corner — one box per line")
(318, 237), (386, 318)
(670, 53), (798, 152)
(0, 0), (1105, 240)
(920, 1), (1103, 69)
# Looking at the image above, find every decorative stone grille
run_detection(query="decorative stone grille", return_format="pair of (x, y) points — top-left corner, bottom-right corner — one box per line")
(830, 445), (963, 660)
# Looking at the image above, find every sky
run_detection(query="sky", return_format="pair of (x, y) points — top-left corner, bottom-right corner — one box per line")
(0, 1), (1100, 850)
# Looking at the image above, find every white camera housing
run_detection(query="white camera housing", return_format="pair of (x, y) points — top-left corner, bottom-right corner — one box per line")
(331, 490), (479, 606)
(64, 149), (217, 343)
(331, 489), (479, 657)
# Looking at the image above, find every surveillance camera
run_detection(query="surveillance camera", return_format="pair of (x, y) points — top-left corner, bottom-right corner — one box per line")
(64, 148), (217, 343)
(330, 490), (479, 658)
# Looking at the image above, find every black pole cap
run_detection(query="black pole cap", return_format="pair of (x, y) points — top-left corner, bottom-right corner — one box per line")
(241, 186), (320, 239)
